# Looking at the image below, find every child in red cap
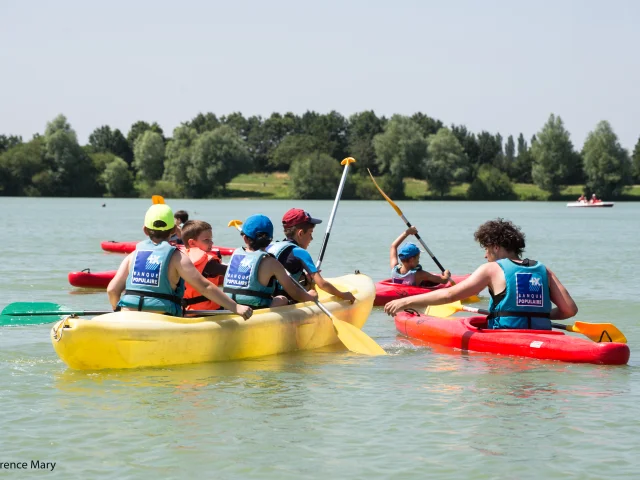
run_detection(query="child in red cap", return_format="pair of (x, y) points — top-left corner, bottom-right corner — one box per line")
(267, 208), (356, 304)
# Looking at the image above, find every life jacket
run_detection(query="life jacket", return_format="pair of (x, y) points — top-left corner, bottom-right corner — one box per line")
(118, 239), (185, 316)
(488, 258), (552, 330)
(182, 247), (223, 311)
(266, 240), (307, 296)
(222, 248), (276, 308)
(391, 264), (423, 285)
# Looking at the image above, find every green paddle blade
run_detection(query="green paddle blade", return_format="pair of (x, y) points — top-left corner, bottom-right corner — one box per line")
(0, 313), (69, 326)
(2, 302), (66, 316)
(425, 301), (464, 318)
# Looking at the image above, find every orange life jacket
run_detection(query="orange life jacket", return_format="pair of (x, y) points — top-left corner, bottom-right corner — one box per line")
(183, 247), (223, 311)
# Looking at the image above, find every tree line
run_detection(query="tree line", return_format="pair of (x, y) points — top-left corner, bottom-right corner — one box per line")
(1, 111), (639, 200)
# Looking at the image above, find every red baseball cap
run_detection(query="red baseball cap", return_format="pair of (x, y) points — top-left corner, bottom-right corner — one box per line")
(282, 208), (323, 229)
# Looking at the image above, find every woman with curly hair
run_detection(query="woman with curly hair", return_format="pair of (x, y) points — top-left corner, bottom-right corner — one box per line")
(384, 218), (578, 330)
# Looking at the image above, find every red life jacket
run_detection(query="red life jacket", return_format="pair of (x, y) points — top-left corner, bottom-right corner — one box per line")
(183, 247), (223, 311)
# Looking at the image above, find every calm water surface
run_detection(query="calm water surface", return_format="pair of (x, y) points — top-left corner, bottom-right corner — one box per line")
(1, 198), (639, 479)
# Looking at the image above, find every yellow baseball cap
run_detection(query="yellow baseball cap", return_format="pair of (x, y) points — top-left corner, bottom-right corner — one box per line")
(144, 204), (175, 231)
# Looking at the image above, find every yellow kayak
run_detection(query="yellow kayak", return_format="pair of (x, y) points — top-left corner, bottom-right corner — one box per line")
(51, 273), (375, 370)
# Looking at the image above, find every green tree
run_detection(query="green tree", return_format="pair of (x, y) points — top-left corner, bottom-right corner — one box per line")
(89, 126), (133, 165)
(373, 115), (427, 198)
(582, 120), (631, 198)
(504, 134), (515, 176)
(476, 131), (503, 167)
(289, 153), (341, 199)
(133, 130), (165, 181)
(187, 125), (251, 197)
(102, 157), (135, 197)
(467, 165), (516, 200)
(512, 133), (533, 183)
(411, 113), (443, 138)
(268, 134), (325, 170)
(451, 124), (480, 180)
(347, 111), (386, 174)
(44, 114), (99, 196)
(631, 136), (640, 184)
(299, 110), (348, 161)
(0, 135), (22, 154)
(424, 128), (468, 197)
(127, 121), (164, 149)
(163, 125), (198, 188)
(531, 114), (578, 196)
(186, 112), (220, 134)
(0, 137), (46, 195)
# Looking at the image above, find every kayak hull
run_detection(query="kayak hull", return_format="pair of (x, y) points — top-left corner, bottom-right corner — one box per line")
(101, 241), (235, 256)
(566, 202), (614, 208)
(374, 274), (475, 306)
(52, 274), (375, 370)
(395, 311), (629, 365)
(68, 269), (117, 289)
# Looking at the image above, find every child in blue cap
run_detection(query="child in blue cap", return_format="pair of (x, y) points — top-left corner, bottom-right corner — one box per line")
(390, 227), (450, 286)
(223, 214), (318, 308)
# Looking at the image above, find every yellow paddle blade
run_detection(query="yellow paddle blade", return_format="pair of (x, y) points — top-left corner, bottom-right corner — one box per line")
(567, 321), (627, 344)
(367, 168), (403, 216)
(332, 318), (386, 356)
(227, 219), (243, 231)
(341, 157), (356, 166)
(425, 301), (464, 318)
(152, 195), (165, 204)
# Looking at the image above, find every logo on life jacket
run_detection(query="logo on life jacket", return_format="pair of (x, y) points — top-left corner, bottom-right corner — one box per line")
(131, 250), (163, 287)
(515, 272), (543, 307)
(225, 255), (254, 288)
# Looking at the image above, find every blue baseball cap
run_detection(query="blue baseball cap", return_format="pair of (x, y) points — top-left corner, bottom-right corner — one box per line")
(398, 243), (421, 260)
(242, 214), (274, 240)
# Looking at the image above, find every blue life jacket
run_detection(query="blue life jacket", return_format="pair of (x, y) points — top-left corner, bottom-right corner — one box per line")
(223, 248), (276, 308)
(488, 258), (552, 330)
(391, 264), (423, 285)
(118, 239), (184, 316)
(266, 240), (306, 296)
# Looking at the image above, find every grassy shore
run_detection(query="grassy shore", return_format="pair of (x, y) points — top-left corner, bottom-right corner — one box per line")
(227, 173), (640, 201)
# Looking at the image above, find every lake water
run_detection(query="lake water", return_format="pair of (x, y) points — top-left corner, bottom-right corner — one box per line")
(1, 197), (639, 479)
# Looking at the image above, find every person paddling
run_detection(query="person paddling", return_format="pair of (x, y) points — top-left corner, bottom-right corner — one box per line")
(181, 220), (227, 312)
(384, 218), (578, 330)
(267, 208), (355, 304)
(390, 227), (450, 286)
(107, 204), (252, 320)
(223, 214), (318, 308)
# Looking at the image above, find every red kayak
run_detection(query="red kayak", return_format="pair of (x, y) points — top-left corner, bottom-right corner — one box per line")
(101, 241), (235, 256)
(374, 274), (472, 306)
(68, 269), (117, 289)
(395, 310), (629, 365)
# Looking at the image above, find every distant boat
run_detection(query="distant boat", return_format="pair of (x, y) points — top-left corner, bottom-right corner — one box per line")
(566, 201), (614, 208)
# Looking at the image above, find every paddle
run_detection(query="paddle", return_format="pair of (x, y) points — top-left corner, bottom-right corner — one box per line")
(367, 168), (456, 285)
(316, 157), (356, 269)
(228, 219), (386, 356)
(0, 302), (234, 326)
(425, 301), (627, 344)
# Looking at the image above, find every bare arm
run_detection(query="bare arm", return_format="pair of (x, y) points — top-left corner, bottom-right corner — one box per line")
(547, 268), (578, 320)
(310, 272), (355, 303)
(107, 254), (132, 310)
(267, 258), (317, 303)
(174, 251), (252, 319)
(390, 226), (417, 269)
(416, 269), (451, 285)
(384, 263), (492, 316)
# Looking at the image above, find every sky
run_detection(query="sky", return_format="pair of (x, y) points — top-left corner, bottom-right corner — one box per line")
(1, 0), (639, 151)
